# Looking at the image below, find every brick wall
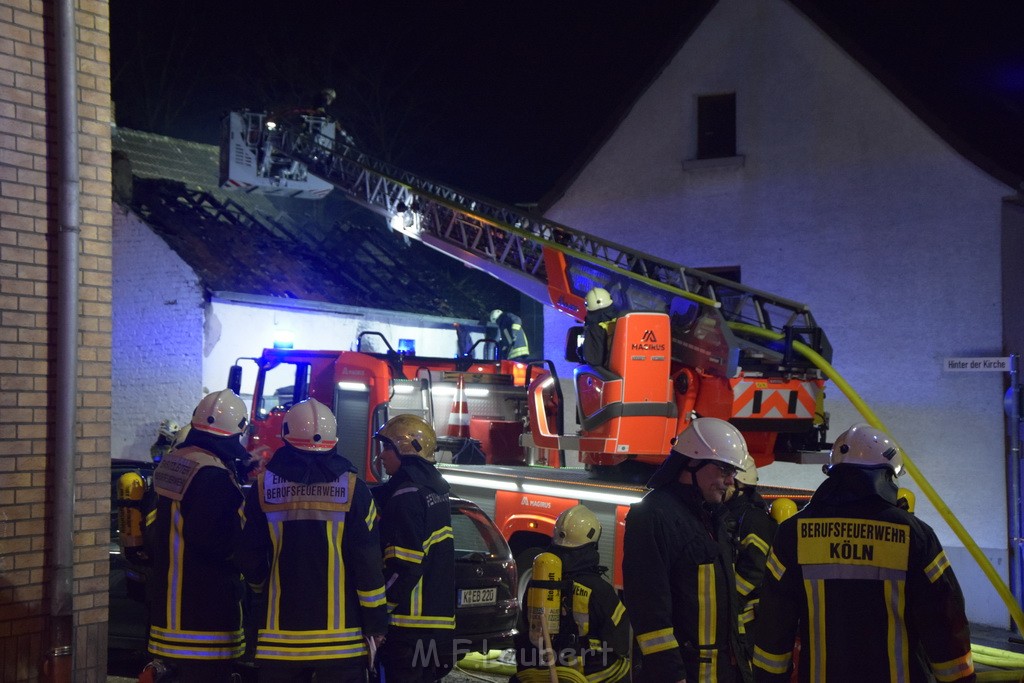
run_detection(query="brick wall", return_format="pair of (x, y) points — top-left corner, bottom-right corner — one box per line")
(0, 0), (113, 681)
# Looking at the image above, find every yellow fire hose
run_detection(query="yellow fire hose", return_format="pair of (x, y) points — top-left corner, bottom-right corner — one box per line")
(730, 324), (1024, 641)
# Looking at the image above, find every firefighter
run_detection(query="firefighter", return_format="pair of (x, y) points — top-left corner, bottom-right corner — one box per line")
(622, 416), (752, 683)
(578, 287), (619, 367)
(512, 505), (631, 682)
(751, 423), (975, 682)
(372, 414), (456, 682)
(144, 389), (250, 682)
(149, 418), (180, 462)
(490, 309), (530, 360)
(237, 398), (387, 682)
(724, 454), (778, 668)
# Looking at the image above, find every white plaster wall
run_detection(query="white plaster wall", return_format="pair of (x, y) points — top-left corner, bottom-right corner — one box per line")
(111, 206), (205, 459)
(546, 0), (1013, 624)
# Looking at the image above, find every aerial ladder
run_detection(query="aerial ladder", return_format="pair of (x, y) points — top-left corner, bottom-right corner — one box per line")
(220, 110), (832, 469)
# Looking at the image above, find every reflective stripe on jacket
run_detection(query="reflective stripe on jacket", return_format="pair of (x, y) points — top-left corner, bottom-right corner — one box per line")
(238, 462), (388, 662)
(623, 481), (750, 683)
(751, 468), (975, 683)
(145, 447), (245, 660)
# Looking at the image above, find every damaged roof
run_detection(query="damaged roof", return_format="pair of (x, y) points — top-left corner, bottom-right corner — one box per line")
(111, 127), (521, 319)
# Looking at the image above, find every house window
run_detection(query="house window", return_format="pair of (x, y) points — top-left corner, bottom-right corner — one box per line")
(697, 93), (736, 159)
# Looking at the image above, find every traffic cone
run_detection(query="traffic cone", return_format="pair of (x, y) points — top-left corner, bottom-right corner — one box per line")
(447, 374), (471, 438)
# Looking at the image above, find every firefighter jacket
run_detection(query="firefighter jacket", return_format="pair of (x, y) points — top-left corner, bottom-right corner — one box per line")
(236, 444), (388, 663)
(514, 544), (631, 682)
(144, 434), (246, 661)
(496, 311), (530, 360)
(372, 456), (456, 642)
(623, 480), (751, 683)
(723, 487), (778, 637)
(579, 306), (619, 367)
(751, 466), (975, 683)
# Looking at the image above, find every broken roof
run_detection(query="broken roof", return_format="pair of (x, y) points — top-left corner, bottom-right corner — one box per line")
(112, 127), (522, 319)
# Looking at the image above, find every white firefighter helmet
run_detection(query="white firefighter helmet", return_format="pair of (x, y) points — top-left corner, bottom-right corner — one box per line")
(158, 419), (180, 440)
(671, 417), (749, 471)
(374, 414), (437, 463)
(489, 309), (503, 324)
(735, 454), (758, 486)
(584, 287), (613, 312)
(191, 389), (248, 437)
(827, 423), (903, 476)
(282, 398), (338, 453)
(171, 424), (191, 448)
(552, 504), (602, 548)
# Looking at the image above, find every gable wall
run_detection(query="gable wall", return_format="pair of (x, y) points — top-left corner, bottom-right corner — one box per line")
(545, 0), (1014, 625)
(111, 207), (205, 460)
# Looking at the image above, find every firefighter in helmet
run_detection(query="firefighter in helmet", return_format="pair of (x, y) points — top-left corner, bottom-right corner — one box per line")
(513, 504), (631, 682)
(623, 417), (752, 682)
(372, 415), (456, 681)
(237, 398), (387, 682)
(144, 389), (250, 681)
(149, 418), (180, 462)
(752, 423), (974, 682)
(724, 454), (778, 669)
(489, 308), (530, 360)
(578, 287), (620, 367)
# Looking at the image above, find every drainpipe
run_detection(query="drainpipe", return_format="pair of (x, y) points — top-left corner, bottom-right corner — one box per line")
(45, 0), (79, 679)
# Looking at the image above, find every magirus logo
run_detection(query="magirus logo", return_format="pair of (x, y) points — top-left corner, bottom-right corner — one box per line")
(632, 329), (666, 351)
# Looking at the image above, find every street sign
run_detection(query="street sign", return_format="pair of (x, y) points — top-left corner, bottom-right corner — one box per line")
(944, 357), (1011, 372)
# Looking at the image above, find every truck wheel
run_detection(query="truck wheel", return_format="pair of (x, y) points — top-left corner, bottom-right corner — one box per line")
(514, 546), (546, 606)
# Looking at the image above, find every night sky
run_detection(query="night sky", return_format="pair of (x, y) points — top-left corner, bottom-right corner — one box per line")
(111, 1), (1024, 203)
(111, 0), (706, 203)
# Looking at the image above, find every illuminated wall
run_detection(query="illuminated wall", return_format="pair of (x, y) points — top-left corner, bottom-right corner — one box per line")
(112, 208), (479, 460)
(545, 0), (1015, 626)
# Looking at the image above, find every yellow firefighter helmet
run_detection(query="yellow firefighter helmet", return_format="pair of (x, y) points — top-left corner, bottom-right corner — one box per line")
(897, 488), (916, 513)
(374, 414), (437, 462)
(552, 504), (602, 548)
(771, 498), (798, 524)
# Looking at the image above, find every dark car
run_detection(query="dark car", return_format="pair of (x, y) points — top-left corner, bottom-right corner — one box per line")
(108, 459), (518, 659)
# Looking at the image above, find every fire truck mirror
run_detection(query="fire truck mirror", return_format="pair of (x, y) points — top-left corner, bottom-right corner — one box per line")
(228, 365), (243, 394)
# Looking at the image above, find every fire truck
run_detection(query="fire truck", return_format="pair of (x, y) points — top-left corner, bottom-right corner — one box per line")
(219, 110), (828, 587)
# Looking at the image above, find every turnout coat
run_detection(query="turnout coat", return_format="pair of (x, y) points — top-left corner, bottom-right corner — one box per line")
(751, 467), (975, 683)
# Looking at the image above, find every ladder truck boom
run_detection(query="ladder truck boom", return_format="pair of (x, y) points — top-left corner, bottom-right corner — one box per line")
(220, 110), (832, 468)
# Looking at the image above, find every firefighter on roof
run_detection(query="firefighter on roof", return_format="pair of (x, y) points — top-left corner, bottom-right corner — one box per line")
(372, 414), (456, 682)
(512, 504), (631, 682)
(751, 423), (975, 682)
(144, 389), (249, 681)
(723, 454), (778, 669)
(623, 417), (753, 683)
(237, 398), (387, 682)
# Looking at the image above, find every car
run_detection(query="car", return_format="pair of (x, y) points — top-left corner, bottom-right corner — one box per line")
(448, 496), (519, 653)
(108, 459), (518, 660)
